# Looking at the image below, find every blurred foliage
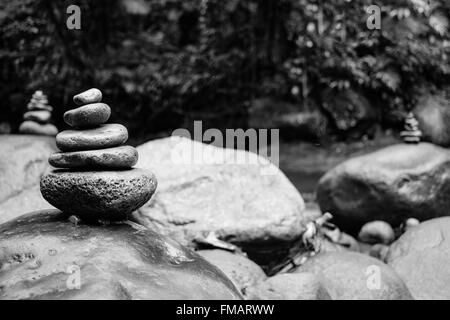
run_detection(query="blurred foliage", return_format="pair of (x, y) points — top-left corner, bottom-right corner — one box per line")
(0, 0), (449, 140)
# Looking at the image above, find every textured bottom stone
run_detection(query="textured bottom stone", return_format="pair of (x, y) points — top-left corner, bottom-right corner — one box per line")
(40, 169), (157, 220)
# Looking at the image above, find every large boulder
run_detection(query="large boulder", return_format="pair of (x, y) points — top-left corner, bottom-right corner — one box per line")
(0, 210), (242, 300)
(0, 186), (53, 225)
(132, 137), (311, 265)
(294, 252), (412, 300)
(386, 217), (450, 300)
(0, 135), (56, 223)
(0, 135), (56, 202)
(414, 89), (450, 147)
(197, 250), (266, 295)
(245, 272), (331, 300)
(317, 143), (450, 234)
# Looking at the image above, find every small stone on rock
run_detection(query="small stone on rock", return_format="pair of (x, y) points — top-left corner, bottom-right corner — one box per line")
(64, 103), (111, 128)
(73, 88), (102, 106)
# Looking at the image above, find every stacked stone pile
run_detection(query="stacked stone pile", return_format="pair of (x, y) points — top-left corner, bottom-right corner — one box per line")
(400, 112), (422, 144)
(40, 88), (157, 221)
(19, 90), (58, 136)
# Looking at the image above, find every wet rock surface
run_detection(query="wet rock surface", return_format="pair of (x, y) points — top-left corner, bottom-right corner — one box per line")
(387, 217), (450, 300)
(0, 210), (241, 300)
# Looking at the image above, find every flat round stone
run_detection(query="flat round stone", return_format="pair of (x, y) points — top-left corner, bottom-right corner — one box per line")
(56, 124), (128, 151)
(40, 169), (157, 220)
(73, 88), (102, 106)
(64, 103), (111, 128)
(49, 145), (138, 169)
(24, 110), (52, 123)
(27, 103), (53, 112)
(19, 121), (58, 136)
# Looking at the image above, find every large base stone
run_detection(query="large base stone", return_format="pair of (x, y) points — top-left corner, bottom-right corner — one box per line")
(0, 210), (241, 300)
(40, 169), (157, 220)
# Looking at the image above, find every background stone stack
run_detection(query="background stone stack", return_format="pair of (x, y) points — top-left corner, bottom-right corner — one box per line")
(41, 88), (157, 221)
(19, 90), (58, 136)
(400, 112), (422, 144)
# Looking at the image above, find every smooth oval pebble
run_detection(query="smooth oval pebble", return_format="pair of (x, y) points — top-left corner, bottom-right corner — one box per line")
(49, 145), (138, 169)
(64, 103), (111, 128)
(358, 220), (395, 245)
(73, 88), (102, 106)
(19, 121), (58, 136)
(56, 124), (128, 151)
(24, 110), (52, 123)
(40, 169), (157, 220)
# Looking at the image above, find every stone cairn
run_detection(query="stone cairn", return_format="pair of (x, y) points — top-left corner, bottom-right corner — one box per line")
(400, 112), (422, 144)
(19, 90), (58, 136)
(40, 88), (157, 221)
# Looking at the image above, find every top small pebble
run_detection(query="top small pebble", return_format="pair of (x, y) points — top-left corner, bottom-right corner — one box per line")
(73, 88), (103, 106)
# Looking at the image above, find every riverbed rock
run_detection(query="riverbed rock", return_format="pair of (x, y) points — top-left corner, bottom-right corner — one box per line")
(245, 273), (331, 300)
(197, 250), (266, 295)
(56, 124), (128, 151)
(133, 136), (310, 266)
(40, 169), (157, 220)
(358, 221), (395, 245)
(386, 217), (450, 300)
(0, 210), (242, 300)
(73, 88), (103, 106)
(49, 146), (138, 169)
(317, 143), (450, 234)
(294, 251), (413, 300)
(64, 103), (111, 128)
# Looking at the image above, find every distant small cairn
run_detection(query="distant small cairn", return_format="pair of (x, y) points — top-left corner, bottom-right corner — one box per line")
(400, 112), (422, 144)
(19, 90), (58, 136)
